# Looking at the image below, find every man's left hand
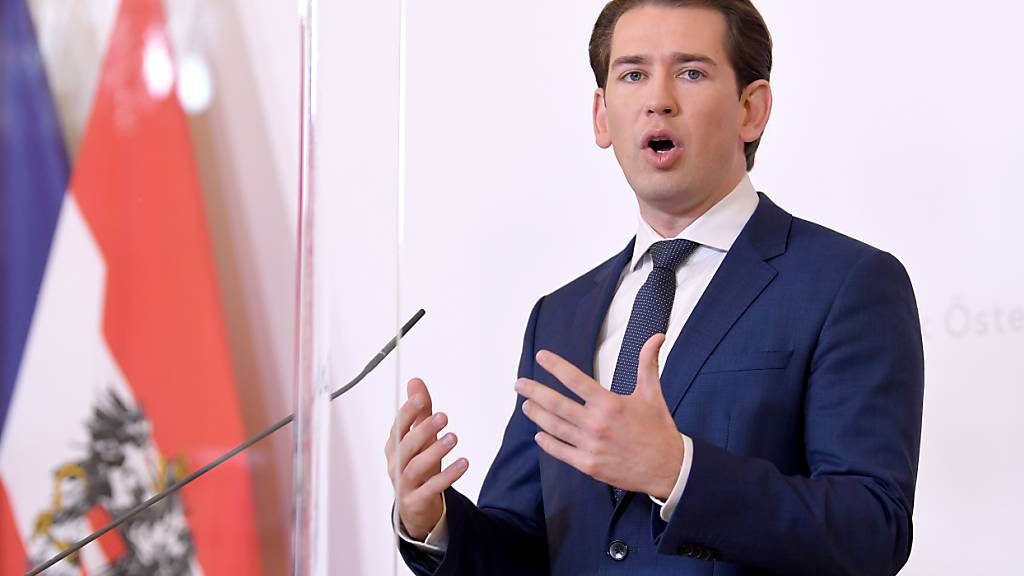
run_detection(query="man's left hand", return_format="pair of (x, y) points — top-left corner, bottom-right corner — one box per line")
(515, 333), (683, 500)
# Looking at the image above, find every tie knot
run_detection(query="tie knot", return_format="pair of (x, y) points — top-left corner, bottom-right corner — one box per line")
(648, 239), (699, 270)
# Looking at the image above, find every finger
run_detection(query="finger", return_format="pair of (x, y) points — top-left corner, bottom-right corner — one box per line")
(521, 399), (584, 448)
(403, 433), (458, 488)
(533, 431), (586, 473)
(635, 333), (666, 398)
(407, 378), (433, 428)
(386, 393), (428, 460)
(399, 391), (429, 438)
(398, 412), (449, 474)
(535, 350), (604, 402)
(414, 458), (469, 498)
(514, 378), (586, 424)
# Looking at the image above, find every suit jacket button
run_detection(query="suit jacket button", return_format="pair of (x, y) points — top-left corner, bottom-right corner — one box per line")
(607, 540), (629, 561)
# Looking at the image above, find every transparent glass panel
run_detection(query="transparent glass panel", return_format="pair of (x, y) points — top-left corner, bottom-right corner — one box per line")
(3, 0), (297, 574)
(316, 0), (403, 574)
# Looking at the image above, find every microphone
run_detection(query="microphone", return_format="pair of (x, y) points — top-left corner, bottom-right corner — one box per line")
(26, 309), (427, 576)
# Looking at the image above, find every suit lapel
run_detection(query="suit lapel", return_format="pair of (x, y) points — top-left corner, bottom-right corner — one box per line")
(566, 238), (635, 380)
(661, 193), (792, 415)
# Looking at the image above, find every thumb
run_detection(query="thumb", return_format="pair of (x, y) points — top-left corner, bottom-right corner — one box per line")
(635, 333), (666, 398)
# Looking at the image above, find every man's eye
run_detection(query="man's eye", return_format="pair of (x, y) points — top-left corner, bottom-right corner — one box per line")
(624, 71), (643, 82)
(682, 69), (705, 81)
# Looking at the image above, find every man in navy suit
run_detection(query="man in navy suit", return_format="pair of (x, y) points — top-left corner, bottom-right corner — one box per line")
(385, 1), (924, 574)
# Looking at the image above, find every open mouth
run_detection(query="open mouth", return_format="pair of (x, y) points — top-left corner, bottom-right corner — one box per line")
(641, 131), (681, 168)
(648, 139), (676, 154)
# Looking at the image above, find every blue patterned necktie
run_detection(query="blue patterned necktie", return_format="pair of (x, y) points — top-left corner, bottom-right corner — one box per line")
(610, 238), (699, 502)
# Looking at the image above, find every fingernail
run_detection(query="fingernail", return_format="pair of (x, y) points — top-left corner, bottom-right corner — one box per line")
(432, 413), (444, 426)
(443, 434), (455, 446)
(535, 350), (548, 363)
(514, 379), (524, 392)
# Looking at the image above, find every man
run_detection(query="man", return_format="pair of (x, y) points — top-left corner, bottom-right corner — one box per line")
(385, 1), (924, 574)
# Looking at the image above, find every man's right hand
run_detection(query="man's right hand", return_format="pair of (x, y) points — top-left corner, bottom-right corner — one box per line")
(385, 377), (469, 541)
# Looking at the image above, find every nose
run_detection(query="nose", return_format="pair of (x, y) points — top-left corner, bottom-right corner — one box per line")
(646, 74), (678, 117)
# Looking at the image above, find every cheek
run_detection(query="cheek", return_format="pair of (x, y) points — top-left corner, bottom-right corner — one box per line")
(685, 100), (741, 148)
(606, 111), (631, 144)
(608, 122), (637, 164)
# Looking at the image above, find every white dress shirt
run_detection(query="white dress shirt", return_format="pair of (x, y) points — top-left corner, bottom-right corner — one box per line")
(399, 175), (760, 552)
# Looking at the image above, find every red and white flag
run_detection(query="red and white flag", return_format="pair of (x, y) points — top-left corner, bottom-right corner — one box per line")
(0, 0), (260, 573)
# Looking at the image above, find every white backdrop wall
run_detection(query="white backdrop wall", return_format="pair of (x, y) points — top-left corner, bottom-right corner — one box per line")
(28, 1), (1023, 574)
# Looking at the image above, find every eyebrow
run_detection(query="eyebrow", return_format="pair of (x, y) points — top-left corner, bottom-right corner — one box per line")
(610, 52), (717, 69)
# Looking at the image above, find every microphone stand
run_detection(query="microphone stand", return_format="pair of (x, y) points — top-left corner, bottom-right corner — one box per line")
(26, 309), (426, 576)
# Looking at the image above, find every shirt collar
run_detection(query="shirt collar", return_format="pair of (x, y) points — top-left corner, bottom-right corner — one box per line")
(630, 174), (759, 271)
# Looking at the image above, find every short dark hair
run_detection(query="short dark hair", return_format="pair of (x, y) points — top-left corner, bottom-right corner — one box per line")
(589, 0), (773, 170)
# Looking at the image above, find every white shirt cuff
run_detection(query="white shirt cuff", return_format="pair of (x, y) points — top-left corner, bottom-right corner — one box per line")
(395, 493), (450, 553)
(648, 433), (693, 522)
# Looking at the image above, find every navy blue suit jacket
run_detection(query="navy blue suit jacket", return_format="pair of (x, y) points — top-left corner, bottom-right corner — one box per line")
(401, 193), (924, 575)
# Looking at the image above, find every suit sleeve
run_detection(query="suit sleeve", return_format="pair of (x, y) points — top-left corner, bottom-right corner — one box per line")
(399, 298), (549, 575)
(656, 250), (925, 576)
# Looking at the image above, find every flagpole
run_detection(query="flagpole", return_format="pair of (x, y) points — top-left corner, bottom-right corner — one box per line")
(293, 0), (328, 575)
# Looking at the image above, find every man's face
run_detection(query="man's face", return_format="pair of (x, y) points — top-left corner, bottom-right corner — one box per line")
(594, 5), (761, 216)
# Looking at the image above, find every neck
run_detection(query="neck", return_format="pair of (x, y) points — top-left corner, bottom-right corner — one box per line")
(640, 171), (746, 238)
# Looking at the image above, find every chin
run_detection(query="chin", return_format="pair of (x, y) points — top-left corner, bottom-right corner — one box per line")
(631, 176), (697, 208)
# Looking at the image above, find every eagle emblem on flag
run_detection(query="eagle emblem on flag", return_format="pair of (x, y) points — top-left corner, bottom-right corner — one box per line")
(28, 391), (196, 575)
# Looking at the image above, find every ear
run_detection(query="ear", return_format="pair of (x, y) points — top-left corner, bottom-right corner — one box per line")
(593, 88), (612, 149)
(739, 79), (772, 144)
